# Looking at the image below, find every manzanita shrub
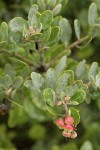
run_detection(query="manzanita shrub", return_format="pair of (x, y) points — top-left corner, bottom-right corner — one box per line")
(0, 0), (100, 149)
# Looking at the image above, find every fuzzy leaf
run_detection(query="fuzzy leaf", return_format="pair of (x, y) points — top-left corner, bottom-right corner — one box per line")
(96, 73), (100, 88)
(30, 33), (43, 41)
(47, 26), (60, 46)
(31, 72), (44, 92)
(66, 80), (88, 97)
(24, 80), (34, 90)
(59, 18), (72, 45)
(28, 5), (39, 29)
(53, 4), (62, 16)
(89, 76), (97, 90)
(74, 19), (80, 39)
(45, 68), (56, 89)
(55, 56), (67, 78)
(90, 24), (100, 38)
(9, 17), (28, 32)
(37, 0), (46, 11)
(43, 88), (56, 107)
(75, 60), (87, 79)
(88, 3), (97, 25)
(70, 107), (80, 124)
(43, 26), (51, 42)
(20, 66), (30, 79)
(0, 22), (8, 41)
(4, 75), (12, 88)
(40, 10), (53, 29)
(71, 90), (86, 104)
(5, 64), (15, 80)
(88, 62), (98, 79)
(13, 76), (23, 89)
(56, 70), (74, 94)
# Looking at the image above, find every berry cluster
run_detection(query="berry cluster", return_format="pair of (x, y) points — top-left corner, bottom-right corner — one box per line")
(55, 116), (77, 139)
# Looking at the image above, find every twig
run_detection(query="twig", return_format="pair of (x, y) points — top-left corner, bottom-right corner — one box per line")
(62, 100), (69, 115)
(67, 35), (89, 50)
(0, 49), (39, 68)
(47, 35), (90, 67)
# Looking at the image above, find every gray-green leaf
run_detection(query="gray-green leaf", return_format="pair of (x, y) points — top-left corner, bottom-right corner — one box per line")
(59, 18), (72, 45)
(40, 10), (53, 29)
(0, 22), (8, 41)
(88, 62), (98, 79)
(74, 19), (80, 39)
(47, 26), (60, 46)
(53, 4), (62, 16)
(70, 107), (80, 124)
(9, 17), (28, 32)
(56, 70), (74, 94)
(43, 88), (56, 107)
(28, 5), (39, 29)
(31, 72), (44, 92)
(75, 60), (87, 79)
(13, 76), (23, 89)
(55, 56), (67, 78)
(45, 68), (56, 89)
(88, 3), (97, 25)
(71, 90), (86, 104)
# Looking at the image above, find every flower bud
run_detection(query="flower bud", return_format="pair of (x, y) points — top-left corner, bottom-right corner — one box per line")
(29, 26), (35, 34)
(56, 101), (63, 106)
(55, 118), (64, 129)
(63, 124), (73, 131)
(65, 116), (74, 125)
(71, 131), (77, 138)
(65, 96), (70, 103)
(62, 131), (71, 138)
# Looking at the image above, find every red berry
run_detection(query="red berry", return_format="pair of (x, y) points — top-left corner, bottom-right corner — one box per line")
(62, 131), (71, 138)
(63, 124), (73, 131)
(65, 116), (74, 124)
(55, 118), (64, 129)
(71, 131), (77, 138)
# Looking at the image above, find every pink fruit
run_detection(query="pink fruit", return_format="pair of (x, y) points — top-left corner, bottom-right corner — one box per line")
(55, 118), (64, 129)
(62, 131), (71, 137)
(71, 132), (77, 138)
(63, 124), (73, 131)
(65, 116), (74, 125)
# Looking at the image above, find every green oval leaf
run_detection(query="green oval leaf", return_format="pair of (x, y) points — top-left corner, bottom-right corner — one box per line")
(13, 76), (23, 89)
(45, 68), (56, 89)
(55, 56), (67, 78)
(31, 72), (44, 92)
(53, 4), (62, 16)
(71, 90), (86, 104)
(43, 88), (56, 107)
(59, 18), (72, 45)
(9, 17), (28, 32)
(47, 26), (60, 46)
(56, 70), (74, 94)
(40, 10), (53, 29)
(88, 3), (97, 25)
(70, 107), (80, 124)
(88, 62), (98, 79)
(0, 22), (8, 41)
(74, 19), (80, 39)
(75, 60), (87, 79)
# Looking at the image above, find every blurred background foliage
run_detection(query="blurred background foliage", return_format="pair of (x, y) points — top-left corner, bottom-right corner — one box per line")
(0, 0), (100, 150)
